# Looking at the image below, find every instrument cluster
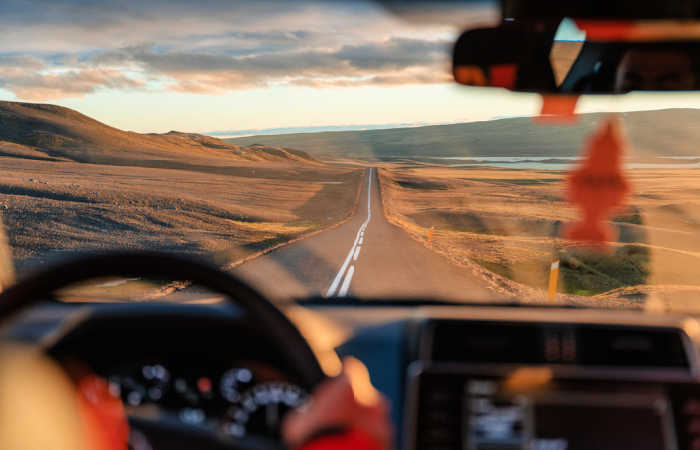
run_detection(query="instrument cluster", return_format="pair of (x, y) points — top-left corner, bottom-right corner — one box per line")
(105, 360), (307, 439)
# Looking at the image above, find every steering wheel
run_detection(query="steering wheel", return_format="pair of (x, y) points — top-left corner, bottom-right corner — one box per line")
(0, 251), (327, 450)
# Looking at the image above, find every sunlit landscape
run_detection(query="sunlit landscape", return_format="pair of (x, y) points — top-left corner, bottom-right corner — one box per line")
(2, 98), (700, 308)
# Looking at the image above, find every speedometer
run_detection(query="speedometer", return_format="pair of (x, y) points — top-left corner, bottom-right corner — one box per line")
(222, 382), (307, 438)
(220, 367), (254, 403)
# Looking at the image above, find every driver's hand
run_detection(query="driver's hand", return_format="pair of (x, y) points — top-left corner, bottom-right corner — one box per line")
(282, 357), (393, 450)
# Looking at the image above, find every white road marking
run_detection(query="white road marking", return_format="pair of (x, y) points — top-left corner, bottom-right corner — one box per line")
(359, 237), (364, 245)
(337, 266), (355, 297)
(325, 168), (372, 297)
(353, 246), (361, 261)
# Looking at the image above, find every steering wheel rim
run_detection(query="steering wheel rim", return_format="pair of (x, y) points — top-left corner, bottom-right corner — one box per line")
(0, 250), (326, 387)
(0, 251), (327, 449)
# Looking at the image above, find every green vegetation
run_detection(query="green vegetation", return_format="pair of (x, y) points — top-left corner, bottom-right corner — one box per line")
(559, 245), (650, 296)
(471, 245), (650, 297)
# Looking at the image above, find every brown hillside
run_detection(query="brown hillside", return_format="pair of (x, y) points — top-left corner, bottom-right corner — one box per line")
(0, 101), (318, 165)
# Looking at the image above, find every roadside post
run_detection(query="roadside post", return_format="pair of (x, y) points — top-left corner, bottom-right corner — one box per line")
(548, 260), (560, 301)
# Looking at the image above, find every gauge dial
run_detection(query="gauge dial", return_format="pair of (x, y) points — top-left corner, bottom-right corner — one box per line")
(223, 382), (307, 438)
(220, 367), (254, 403)
(108, 363), (170, 407)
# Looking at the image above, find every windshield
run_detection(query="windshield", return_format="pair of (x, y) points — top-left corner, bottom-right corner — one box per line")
(2, 1), (700, 311)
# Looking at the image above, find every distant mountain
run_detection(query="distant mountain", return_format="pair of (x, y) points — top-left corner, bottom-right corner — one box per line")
(226, 109), (700, 160)
(0, 101), (318, 165)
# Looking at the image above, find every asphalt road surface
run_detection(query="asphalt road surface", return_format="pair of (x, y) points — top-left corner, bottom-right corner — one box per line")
(233, 168), (500, 301)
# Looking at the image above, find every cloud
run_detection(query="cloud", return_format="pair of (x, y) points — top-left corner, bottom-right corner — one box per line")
(0, 0), (494, 100)
(87, 37), (451, 94)
(0, 56), (144, 99)
(336, 38), (447, 70)
(0, 1), (378, 53)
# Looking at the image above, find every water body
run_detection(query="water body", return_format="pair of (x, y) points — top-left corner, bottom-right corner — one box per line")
(422, 156), (700, 170)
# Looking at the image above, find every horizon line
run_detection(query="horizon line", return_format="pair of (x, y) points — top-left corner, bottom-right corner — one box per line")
(205, 116), (529, 139)
(207, 106), (700, 139)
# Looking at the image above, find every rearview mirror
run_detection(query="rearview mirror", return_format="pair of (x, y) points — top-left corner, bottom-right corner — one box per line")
(453, 21), (700, 94)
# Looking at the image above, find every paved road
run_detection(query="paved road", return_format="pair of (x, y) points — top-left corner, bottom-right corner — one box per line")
(233, 168), (500, 301)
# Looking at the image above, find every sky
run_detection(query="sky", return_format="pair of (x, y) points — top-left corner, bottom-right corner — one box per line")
(1, 0), (700, 135)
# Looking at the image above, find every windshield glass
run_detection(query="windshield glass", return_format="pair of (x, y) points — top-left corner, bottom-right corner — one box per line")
(2, 0), (700, 311)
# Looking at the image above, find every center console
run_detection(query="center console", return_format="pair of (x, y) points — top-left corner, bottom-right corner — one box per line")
(405, 363), (700, 450)
(404, 318), (700, 450)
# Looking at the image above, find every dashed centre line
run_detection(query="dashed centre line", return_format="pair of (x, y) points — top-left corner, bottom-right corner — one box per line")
(325, 167), (372, 297)
(337, 265), (355, 297)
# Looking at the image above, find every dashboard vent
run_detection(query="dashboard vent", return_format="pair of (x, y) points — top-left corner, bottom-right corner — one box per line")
(426, 320), (690, 369)
(429, 321), (544, 364)
(577, 325), (689, 368)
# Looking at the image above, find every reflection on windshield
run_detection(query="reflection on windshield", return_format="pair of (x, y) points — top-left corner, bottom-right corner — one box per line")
(616, 48), (698, 92)
(56, 278), (226, 304)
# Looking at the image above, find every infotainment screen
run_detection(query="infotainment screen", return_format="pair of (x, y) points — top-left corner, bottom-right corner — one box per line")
(465, 379), (674, 450)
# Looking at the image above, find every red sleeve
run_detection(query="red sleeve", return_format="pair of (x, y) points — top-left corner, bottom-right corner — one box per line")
(296, 429), (383, 450)
(77, 375), (129, 450)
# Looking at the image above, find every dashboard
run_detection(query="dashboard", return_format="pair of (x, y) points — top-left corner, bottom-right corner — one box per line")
(6, 301), (700, 450)
(317, 304), (700, 450)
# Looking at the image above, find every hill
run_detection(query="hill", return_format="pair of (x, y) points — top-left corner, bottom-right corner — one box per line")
(0, 101), (318, 165)
(0, 101), (362, 277)
(226, 108), (700, 160)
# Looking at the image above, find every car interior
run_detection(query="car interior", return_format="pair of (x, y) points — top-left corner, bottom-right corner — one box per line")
(3, 1), (700, 450)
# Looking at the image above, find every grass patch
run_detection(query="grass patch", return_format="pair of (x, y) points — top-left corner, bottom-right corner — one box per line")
(612, 213), (643, 225)
(241, 235), (295, 252)
(559, 245), (650, 295)
(228, 219), (307, 234)
(409, 211), (562, 237)
(472, 258), (512, 279)
(395, 179), (448, 190)
(469, 245), (650, 297)
(408, 211), (497, 234)
(463, 178), (560, 186)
